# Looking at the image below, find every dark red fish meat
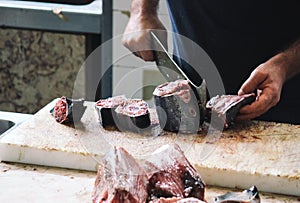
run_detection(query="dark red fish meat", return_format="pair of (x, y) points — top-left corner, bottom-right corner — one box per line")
(145, 144), (206, 202)
(114, 99), (151, 133)
(51, 96), (86, 124)
(92, 144), (206, 203)
(95, 96), (151, 133)
(153, 79), (204, 134)
(206, 94), (256, 129)
(95, 95), (126, 128)
(92, 147), (148, 203)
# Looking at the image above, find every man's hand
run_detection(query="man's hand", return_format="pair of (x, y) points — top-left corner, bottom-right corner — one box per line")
(122, 0), (167, 61)
(237, 38), (300, 121)
(237, 55), (287, 120)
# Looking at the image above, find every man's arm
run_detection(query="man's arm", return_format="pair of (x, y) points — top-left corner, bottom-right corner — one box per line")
(280, 39), (300, 80)
(237, 38), (300, 120)
(122, 0), (166, 61)
(130, 0), (159, 16)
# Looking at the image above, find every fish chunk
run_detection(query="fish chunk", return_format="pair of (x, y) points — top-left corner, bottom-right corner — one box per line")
(206, 94), (255, 129)
(92, 147), (148, 203)
(145, 144), (206, 202)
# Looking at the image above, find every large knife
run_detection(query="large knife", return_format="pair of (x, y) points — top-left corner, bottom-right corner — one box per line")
(151, 32), (199, 87)
(150, 32), (206, 104)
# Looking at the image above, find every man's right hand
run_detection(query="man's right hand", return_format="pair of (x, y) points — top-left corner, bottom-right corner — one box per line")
(122, 0), (167, 61)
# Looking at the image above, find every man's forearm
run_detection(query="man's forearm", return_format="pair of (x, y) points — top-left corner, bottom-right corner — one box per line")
(130, 0), (159, 16)
(122, 0), (166, 61)
(280, 38), (300, 81)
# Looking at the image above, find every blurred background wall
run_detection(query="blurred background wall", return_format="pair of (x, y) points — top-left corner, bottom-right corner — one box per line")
(0, 30), (85, 113)
(0, 0), (170, 114)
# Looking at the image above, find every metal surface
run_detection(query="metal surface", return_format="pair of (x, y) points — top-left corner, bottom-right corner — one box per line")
(151, 32), (198, 88)
(85, 0), (112, 101)
(0, 0), (101, 34)
(0, 111), (32, 137)
(214, 186), (260, 203)
(0, 119), (15, 135)
(98, 0), (112, 100)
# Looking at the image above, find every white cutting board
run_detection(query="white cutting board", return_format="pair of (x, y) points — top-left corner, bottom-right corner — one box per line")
(0, 99), (299, 196)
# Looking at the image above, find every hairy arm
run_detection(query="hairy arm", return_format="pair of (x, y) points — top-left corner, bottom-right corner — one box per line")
(122, 0), (166, 61)
(130, 0), (159, 16)
(237, 38), (300, 120)
(281, 39), (300, 79)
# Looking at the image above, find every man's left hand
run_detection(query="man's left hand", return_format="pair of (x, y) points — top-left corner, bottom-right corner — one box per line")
(237, 55), (287, 120)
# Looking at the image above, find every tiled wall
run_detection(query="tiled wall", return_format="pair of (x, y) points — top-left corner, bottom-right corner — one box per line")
(0, 0), (171, 114)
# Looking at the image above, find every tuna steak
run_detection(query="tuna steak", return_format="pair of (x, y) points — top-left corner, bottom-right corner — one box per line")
(51, 96), (86, 124)
(114, 99), (151, 133)
(95, 96), (151, 133)
(206, 94), (256, 129)
(95, 95), (126, 129)
(153, 79), (204, 134)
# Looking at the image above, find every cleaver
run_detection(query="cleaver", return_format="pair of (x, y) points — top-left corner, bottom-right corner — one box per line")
(150, 31), (206, 105)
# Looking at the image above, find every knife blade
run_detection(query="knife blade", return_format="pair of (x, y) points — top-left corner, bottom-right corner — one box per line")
(151, 31), (207, 105)
(151, 32), (198, 87)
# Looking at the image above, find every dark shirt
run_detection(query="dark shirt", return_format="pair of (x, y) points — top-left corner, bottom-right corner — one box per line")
(166, 0), (300, 124)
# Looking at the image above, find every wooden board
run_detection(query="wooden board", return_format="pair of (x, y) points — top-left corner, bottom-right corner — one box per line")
(0, 99), (299, 196)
